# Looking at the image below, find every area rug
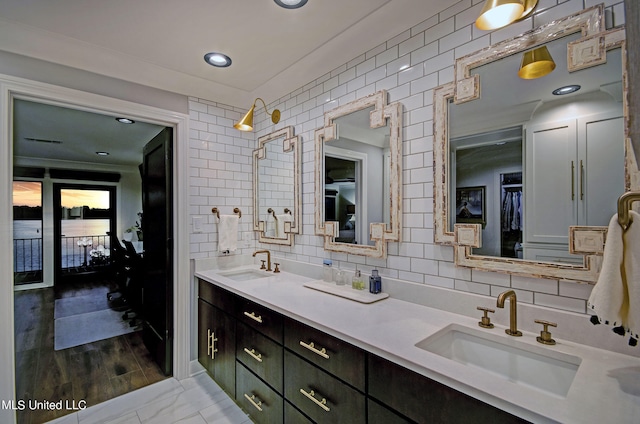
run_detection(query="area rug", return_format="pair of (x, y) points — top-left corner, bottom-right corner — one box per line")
(54, 293), (138, 350)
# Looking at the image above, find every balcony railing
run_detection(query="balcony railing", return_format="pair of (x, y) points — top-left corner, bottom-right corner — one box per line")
(13, 234), (112, 274)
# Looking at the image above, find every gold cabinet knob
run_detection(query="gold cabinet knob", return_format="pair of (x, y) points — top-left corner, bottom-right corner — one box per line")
(477, 306), (495, 328)
(535, 319), (557, 345)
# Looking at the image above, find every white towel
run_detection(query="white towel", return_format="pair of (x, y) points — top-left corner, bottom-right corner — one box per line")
(218, 215), (239, 252)
(588, 211), (640, 343)
(275, 214), (292, 238)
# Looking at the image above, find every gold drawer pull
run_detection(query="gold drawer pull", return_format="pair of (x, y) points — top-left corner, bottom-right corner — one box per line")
(244, 311), (263, 323)
(299, 388), (330, 412)
(299, 341), (329, 359)
(207, 329), (218, 360)
(243, 347), (263, 362)
(243, 393), (263, 412)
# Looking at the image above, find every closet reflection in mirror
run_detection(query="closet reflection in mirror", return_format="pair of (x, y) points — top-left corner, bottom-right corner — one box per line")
(253, 126), (301, 246)
(448, 32), (624, 264)
(324, 108), (390, 246)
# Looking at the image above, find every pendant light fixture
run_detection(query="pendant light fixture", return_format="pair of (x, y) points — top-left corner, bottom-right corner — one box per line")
(234, 98), (281, 132)
(518, 45), (556, 79)
(475, 0), (538, 31)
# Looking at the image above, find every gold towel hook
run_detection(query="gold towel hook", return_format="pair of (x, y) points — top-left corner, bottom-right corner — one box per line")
(284, 208), (292, 215)
(617, 191), (640, 230)
(267, 208), (276, 218)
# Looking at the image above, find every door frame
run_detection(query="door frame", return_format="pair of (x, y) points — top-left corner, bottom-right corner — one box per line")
(0, 74), (191, 424)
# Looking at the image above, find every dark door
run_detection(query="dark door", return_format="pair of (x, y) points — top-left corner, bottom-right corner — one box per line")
(141, 127), (173, 375)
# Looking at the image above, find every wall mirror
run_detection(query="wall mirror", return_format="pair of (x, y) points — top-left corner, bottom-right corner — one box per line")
(315, 90), (402, 258)
(253, 126), (301, 245)
(434, 5), (637, 282)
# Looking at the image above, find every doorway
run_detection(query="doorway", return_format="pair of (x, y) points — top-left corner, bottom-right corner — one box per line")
(1, 82), (191, 424)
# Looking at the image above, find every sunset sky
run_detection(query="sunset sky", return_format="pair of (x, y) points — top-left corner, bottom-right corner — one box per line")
(13, 182), (110, 209)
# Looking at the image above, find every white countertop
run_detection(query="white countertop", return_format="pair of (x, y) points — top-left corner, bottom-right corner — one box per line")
(195, 264), (640, 424)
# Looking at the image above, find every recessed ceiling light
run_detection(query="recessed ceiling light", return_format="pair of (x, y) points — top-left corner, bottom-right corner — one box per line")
(274, 0), (308, 9)
(552, 85), (581, 95)
(96, 151), (109, 156)
(204, 52), (232, 67)
(116, 117), (135, 124)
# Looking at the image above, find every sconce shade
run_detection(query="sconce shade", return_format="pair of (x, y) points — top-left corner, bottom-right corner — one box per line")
(475, 0), (524, 30)
(234, 98), (281, 132)
(518, 46), (556, 79)
(234, 104), (256, 131)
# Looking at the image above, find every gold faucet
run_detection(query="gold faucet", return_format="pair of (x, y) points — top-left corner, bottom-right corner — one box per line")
(253, 250), (272, 271)
(496, 290), (522, 337)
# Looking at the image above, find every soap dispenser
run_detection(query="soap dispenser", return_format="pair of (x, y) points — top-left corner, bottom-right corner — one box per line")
(369, 269), (382, 294)
(352, 267), (364, 290)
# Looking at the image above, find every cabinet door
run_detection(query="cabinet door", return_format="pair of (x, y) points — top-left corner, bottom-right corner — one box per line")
(368, 354), (525, 424)
(525, 119), (577, 245)
(212, 306), (236, 396)
(578, 112), (624, 227)
(197, 299), (214, 374)
(198, 298), (236, 395)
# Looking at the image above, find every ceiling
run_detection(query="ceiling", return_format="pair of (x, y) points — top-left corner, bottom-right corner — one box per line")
(2, 0), (453, 169)
(0, 0), (452, 108)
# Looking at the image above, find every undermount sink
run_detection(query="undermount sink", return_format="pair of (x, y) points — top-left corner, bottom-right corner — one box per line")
(218, 269), (272, 282)
(416, 324), (581, 397)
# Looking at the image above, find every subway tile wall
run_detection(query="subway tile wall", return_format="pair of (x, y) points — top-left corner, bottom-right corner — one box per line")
(188, 0), (626, 315)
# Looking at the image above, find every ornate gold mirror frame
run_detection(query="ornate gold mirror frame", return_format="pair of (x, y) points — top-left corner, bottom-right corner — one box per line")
(433, 5), (636, 282)
(253, 126), (301, 246)
(315, 90), (402, 258)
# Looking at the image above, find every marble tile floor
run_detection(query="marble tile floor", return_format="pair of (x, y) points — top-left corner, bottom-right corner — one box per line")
(47, 372), (252, 424)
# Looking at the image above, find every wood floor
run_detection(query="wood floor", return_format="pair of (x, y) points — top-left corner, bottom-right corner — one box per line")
(14, 277), (168, 424)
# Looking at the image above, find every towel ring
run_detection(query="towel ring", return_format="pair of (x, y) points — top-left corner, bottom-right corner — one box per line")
(211, 207), (242, 219)
(284, 208), (292, 215)
(617, 191), (640, 230)
(267, 208), (276, 218)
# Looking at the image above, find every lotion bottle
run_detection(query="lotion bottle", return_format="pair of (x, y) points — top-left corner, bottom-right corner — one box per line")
(369, 269), (382, 294)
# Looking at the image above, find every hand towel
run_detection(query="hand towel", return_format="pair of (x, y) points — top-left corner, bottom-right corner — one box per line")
(275, 214), (292, 238)
(218, 215), (239, 252)
(588, 211), (640, 345)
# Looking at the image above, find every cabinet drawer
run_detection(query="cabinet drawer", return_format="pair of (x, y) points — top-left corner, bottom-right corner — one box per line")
(237, 298), (283, 343)
(368, 354), (526, 424)
(284, 350), (365, 424)
(198, 279), (236, 315)
(284, 317), (365, 391)
(236, 321), (283, 394)
(236, 362), (283, 424)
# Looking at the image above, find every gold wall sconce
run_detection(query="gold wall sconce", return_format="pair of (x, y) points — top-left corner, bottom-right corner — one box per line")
(518, 45), (556, 79)
(234, 98), (281, 131)
(475, 0), (538, 30)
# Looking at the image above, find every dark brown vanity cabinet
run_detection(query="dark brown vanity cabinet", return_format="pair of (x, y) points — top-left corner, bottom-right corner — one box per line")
(197, 279), (528, 424)
(368, 354), (527, 424)
(197, 281), (236, 396)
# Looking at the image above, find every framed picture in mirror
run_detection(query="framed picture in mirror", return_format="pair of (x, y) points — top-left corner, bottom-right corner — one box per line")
(455, 186), (485, 228)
